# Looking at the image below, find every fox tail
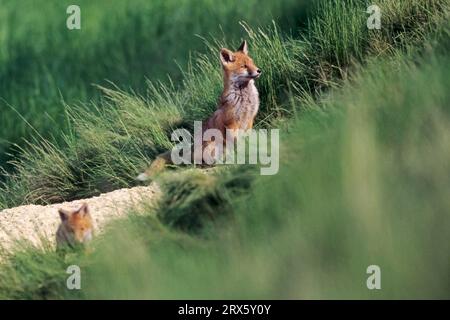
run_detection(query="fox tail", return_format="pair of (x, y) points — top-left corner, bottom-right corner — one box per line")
(136, 151), (172, 181)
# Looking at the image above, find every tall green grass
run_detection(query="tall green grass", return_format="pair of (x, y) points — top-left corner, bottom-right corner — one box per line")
(0, 0), (449, 299)
(0, 0), (448, 299)
(0, 0), (310, 172)
(1, 0), (446, 209)
(2, 35), (448, 298)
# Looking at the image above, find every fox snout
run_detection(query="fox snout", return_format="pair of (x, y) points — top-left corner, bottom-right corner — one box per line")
(76, 228), (93, 243)
(238, 67), (261, 81)
(249, 68), (262, 79)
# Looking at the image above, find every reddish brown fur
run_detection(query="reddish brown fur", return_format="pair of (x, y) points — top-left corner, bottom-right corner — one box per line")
(56, 203), (94, 248)
(139, 40), (261, 180)
(204, 41), (261, 138)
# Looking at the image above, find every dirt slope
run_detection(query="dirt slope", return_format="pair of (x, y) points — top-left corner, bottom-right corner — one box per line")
(0, 184), (160, 254)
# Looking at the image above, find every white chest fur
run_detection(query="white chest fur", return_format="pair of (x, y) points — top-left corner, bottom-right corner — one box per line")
(225, 80), (259, 128)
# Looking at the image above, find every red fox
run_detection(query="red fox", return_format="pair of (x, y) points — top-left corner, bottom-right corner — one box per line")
(56, 203), (94, 249)
(137, 40), (261, 181)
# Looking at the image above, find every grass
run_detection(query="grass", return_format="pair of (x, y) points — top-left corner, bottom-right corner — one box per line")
(2, 39), (449, 299)
(0, 0), (449, 299)
(1, 0), (446, 208)
(0, 0), (310, 173)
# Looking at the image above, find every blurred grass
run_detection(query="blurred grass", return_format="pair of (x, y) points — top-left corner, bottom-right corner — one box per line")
(2, 42), (449, 299)
(0, 0), (449, 299)
(0, 0), (310, 173)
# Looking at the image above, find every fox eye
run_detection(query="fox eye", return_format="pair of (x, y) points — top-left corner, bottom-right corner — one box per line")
(241, 65), (246, 69)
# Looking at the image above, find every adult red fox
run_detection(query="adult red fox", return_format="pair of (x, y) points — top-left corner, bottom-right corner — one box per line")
(56, 203), (94, 249)
(137, 40), (261, 181)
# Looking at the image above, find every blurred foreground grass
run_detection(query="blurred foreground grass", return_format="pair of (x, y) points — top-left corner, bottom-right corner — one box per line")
(2, 45), (449, 299)
(0, 0), (449, 299)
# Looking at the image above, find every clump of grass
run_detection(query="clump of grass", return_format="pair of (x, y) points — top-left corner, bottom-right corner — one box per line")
(157, 167), (255, 233)
(0, 241), (84, 299)
(304, 0), (448, 89)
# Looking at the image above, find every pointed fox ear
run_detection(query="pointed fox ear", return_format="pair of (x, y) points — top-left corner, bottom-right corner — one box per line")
(58, 209), (70, 222)
(220, 48), (235, 65)
(78, 203), (90, 217)
(237, 40), (248, 54)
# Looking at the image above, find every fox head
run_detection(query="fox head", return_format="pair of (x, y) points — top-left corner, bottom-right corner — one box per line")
(58, 203), (94, 245)
(220, 40), (261, 86)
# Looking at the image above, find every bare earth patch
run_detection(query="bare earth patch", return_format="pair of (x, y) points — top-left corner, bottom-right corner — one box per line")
(0, 184), (161, 254)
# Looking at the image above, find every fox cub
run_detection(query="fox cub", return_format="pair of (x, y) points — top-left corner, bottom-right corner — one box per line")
(137, 40), (261, 181)
(56, 203), (94, 249)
